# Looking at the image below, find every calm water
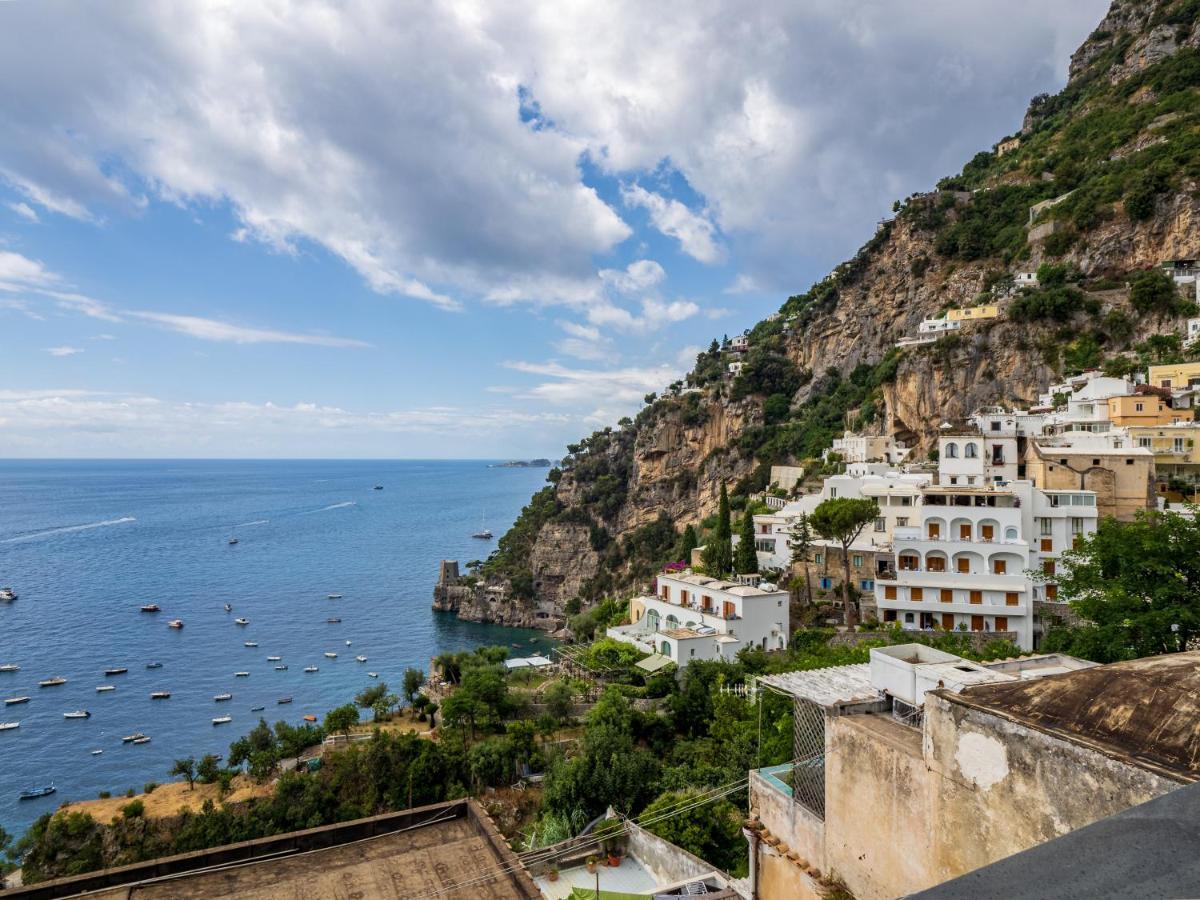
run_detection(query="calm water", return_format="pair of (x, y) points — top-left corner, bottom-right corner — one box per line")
(0, 459), (551, 837)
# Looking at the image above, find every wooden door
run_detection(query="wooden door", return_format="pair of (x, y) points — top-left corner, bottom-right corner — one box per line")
(971, 615), (984, 631)
(940, 588), (953, 603)
(960, 523), (972, 540)
(995, 616), (1008, 632)
(981, 524), (994, 541)
(942, 613), (955, 630)
(957, 558), (970, 573)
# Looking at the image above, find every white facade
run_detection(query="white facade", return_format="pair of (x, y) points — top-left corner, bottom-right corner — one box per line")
(1186, 317), (1200, 348)
(1014, 271), (1039, 288)
(918, 317), (960, 335)
(607, 573), (789, 666)
(1037, 372), (1135, 435)
(730, 334), (750, 352)
(827, 431), (911, 465)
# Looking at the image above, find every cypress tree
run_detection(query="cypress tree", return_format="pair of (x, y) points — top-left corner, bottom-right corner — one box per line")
(735, 507), (758, 575)
(702, 484), (733, 576)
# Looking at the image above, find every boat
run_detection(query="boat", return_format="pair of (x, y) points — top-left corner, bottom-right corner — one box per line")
(368, 672), (378, 678)
(235, 671), (250, 677)
(356, 655), (368, 663)
(275, 665), (288, 671)
(213, 693), (232, 702)
(277, 697), (293, 704)
(0, 722), (19, 731)
(96, 685), (115, 693)
(326, 618), (341, 624)
(140, 604), (160, 613)
(0, 588), (17, 602)
(228, 537), (239, 545)
(324, 652), (337, 659)
(122, 732), (146, 743)
(0, 664), (19, 673)
(373, 484), (383, 490)
(39, 677), (67, 687)
(63, 710), (91, 719)
(304, 666), (318, 673)
(303, 714), (317, 722)
(224, 603), (232, 612)
(250, 706), (265, 712)
(5, 696), (30, 705)
(167, 619), (184, 629)
(327, 593), (343, 600)
(150, 691), (171, 699)
(267, 655), (281, 662)
(19, 784), (55, 800)
(132, 736), (151, 744)
(471, 528), (493, 540)
(104, 667), (128, 676)
(146, 661), (163, 669)
(234, 618), (249, 625)
(91, 749), (103, 755)
(345, 640), (352, 646)
(212, 715), (232, 725)
(244, 641), (259, 648)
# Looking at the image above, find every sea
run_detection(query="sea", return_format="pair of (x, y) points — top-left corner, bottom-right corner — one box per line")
(0, 459), (553, 838)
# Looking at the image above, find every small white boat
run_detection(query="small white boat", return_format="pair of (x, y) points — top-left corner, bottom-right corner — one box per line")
(150, 691), (171, 699)
(213, 693), (232, 702)
(0, 588), (17, 602)
(356, 655), (368, 663)
(234, 618), (249, 626)
(324, 652), (337, 659)
(0, 721), (19, 730)
(5, 696), (30, 705)
(167, 619), (184, 629)
(223, 603), (232, 612)
(212, 715), (232, 725)
(327, 593), (343, 600)
(304, 666), (319, 673)
(235, 671), (250, 677)
(132, 736), (151, 744)
(275, 664), (288, 670)
(368, 672), (378, 678)
(39, 677), (67, 687)
(96, 685), (115, 693)
(91, 749), (103, 755)
(244, 641), (259, 648)
(0, 663), (20, 673)
(267, 655), (281, 662)
(345, 640), (352, 646)
(64, 710), (91, 719)
(228, 537), (239, 545)
(122, 732), (146, 743)
(146, 661), (163, 669)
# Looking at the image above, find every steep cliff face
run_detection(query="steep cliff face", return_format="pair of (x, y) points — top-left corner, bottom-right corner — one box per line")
(443, 0), (1200, 628)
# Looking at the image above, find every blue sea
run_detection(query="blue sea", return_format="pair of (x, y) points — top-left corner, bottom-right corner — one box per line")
(0, 459), (552, 838)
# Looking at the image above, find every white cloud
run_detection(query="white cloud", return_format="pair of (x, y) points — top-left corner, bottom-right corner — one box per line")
(0, 249), (59, 289)
(127, 311), (372, 348)
(622, 184), (724, 264)
(584, 297), (700, 333)
(599, 259), (666, 294)
(640, 298), (700, 328)
(7, 201), (39, 223)
(505, 357), (687, 423)
(724, 273), (761, 294)
(46, 345), (83, 356)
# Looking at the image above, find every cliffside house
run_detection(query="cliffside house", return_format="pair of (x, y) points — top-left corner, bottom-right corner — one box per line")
(996, 136), (1021, 156)
(946, 305), (999, 323)
(607, 573), (789, 666)
(746, 647), (1199, 900)
(1149, 361), (1200, 391)
(730, 333), (750, 353)
(1160, 258), (1199, 284)
(826, 431), (911, 465)
(1024, 443), (1155, 522)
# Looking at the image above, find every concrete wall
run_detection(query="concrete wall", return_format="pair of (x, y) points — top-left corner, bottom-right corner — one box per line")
(824, 715), (933, 900)
(624, 818), (727, 886)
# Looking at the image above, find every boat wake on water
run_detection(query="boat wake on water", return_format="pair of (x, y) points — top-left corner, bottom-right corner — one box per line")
(230, 519), (270, 528)
(1, 517), (136, 543)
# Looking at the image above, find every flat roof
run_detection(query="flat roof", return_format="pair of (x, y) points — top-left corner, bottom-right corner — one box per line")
(635, 653), (674, 673)
(8, 799), (538, 900)
(948, 651), (1200, 783)
(504, 655), (554, 669)
(760, 663), (878, 707)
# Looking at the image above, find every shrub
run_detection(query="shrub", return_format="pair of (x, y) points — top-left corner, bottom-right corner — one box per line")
(120, 800), (145, 820)
(143, 782), (158, 795)
(1129, 269), (1182, 315)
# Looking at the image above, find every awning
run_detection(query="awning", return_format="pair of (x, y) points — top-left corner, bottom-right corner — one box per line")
(635, 653), (674, 673)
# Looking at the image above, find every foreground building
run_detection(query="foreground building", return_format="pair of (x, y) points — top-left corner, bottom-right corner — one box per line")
(746, 647), (1200, 900)
(608, 572), (789, 666)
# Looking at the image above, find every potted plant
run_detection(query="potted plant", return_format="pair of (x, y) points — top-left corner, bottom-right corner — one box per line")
(546, 865), (559, 882)
(585, 856), (599, 874)
(595, 818), (626, 867)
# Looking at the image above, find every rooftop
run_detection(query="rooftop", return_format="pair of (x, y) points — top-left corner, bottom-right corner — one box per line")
(8, 800), (538, 900)
(759, 663), (879, 707)
(949, 651), (1200, 783)
(662, 572), (786, 596)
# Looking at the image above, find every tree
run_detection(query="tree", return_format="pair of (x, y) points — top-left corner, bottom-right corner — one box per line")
(701, 484), (733, 577)
(543, 679), (574, 724)
(403, 668), (425, 711)
(809, 497), (879, 625)
(426, 702), (439, 728)
(788, 513), (815, 605)
(196, 754), (222, 784)
(355, 682), (390, 711)
(1042, 509), (1200, 661)
(677, 524), (698, 562)
(1129, 269), (1180, 316)
(641, 790), (747, 875)
(735, 510), (758, 575)
(171, 757), (197, 790)
(324, 703), (359, 735)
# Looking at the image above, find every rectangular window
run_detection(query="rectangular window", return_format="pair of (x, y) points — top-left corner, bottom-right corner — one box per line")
(820, 577), (832, 589)
(1137, 437), (1151, 448)
(927, 557), (945, 572)
(852, 554), (864, 568)
(993, 559), (1007, 574)
(830, 487), (838, 498)
(897, 517), (909, 527)
(981, 524), (994, 541)
(1005, 592), (1019, 606)
(1071, 517), (1085, 535)
(971, 615), (984, 632)
(884, 609), (898, 622)
(900, 497), (912, 507)
(1175, 438), (1186, 453)
(995, 616), (1008, 632)
(860, 579), (874, 591)
(884, 585), (897, 600)
(928, 522), (940, 539)
(874, 517), (886, 532)
(1135, 402), (1144, 412)
(814, 553), (824, 565)
(1041, 538), (1053, 552)
(1046, 584), (1058, 601)
(959, 524), (972, 540)
(940, 588), (953, 603)
(680, 590), (689, 606)
(969, 590), (982, 604)
(1040, 517), (1053, 535)
(957, 558), (970, 574)
(661, 585), (669, 600)
(1043, 560), (1055, 576)
(941, 613), (955, 630)
(911, 587), (923, 601)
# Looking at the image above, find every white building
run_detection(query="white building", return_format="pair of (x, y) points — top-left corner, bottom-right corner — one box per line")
(827, 431), (911, 465)
(728, 361), (745, 376)
(1037, 372), (1135, 435)
(917, 316), (960, 336)
(607, 573), (789, 666)
(730, 334), (750, 353)
(1186, 317), (1200, 348)
(1014, 271), (1039, 288)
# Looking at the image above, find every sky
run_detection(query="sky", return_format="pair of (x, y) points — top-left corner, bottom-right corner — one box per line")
(0, 0), (1109, 459)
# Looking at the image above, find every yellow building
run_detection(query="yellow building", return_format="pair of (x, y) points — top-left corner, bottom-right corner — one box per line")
(1024, 444), (1155, 521)
(1128, 424), (1200, 494)
(1106, 394), (1184, 427)
(1148, 362), (1200, 390)
(947, 305), (1000, 322)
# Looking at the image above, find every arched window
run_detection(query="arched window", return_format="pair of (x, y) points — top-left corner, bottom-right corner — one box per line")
(945, 443), (959, 458)
(661, 641), (671, 656)
(1004, 526), (1018, 541)
(646, 609), (661, 631)
(965, 442), (978, 459)
(665, 614), (679, 629)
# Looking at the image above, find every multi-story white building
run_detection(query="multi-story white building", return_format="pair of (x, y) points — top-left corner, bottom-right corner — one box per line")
(606, 573), (789, 666)
(826, 431), (911, 465)
(1036, 372), (1135, 435)
(874, 478), (1097, 650)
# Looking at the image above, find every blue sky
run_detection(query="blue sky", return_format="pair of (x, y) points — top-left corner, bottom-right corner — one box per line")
(0, 0), (1108, 458)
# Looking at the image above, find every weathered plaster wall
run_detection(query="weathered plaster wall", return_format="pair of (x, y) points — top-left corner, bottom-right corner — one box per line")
(748, 769), (826, 873)
(824, 715), (932, 900)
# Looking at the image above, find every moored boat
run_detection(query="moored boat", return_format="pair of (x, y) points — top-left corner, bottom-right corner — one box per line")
(275, 664), (288, 670)
(373, 484), (383, 490)
(326, 618), (341, 624)
(212, 715), (232, 725)
(223, 603), (232, 612)
(132, 736), (151, 744)
(228, 537), (239, 545)
(146, 661), (163, 669)
(277, 696), (292, 704)
(19, 784), (55, 800)
(267, 655), (281, 662)
(251, 706), (265, 711)
(368, 672), (378, 678)
(304, 666), (318, 673)
(91, 749), (103, 755)
(213, 693), (232, 702)
(150, 691), (171, 699)
(104, 667), (128, 676)
(122, 732), (146, 743)
(96, 685), (115, 693)
(303, 714), (317, 722)
(140, 604), (160, 613)
(39, 677), (66, 687)
(345, 640), (352, 646)
(0, 721), (19, 731)
(5, 696), (30, 705)
(327, 593), (343, 600)
(0, 588), (18, 602)
(0, 663), (21, 673)
(235, 671), (250, 677)
(167, 619), (184, 629)
(324, 652), (337, 659)
(63, 710), (90, 719)
(234, 618), (249, 625)
(244, 641), (259, 648)
(356, 655), (368, 663)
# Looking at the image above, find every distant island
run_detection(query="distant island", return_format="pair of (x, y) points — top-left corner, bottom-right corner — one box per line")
(488, 459), (552, 468)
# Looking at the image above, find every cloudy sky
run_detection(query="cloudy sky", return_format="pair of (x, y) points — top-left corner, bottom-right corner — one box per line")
(0, 0), (1108, 458)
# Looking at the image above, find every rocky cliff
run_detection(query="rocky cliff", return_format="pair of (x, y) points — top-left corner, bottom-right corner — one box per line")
(439, 0), (1200, 630)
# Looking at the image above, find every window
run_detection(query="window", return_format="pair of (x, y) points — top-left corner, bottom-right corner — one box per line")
(819, 577), (833, 589)
(904, 613), (915, 624)
(949, 476), (959, 485)
(1005, 592), (1019, 606)
(814, 553), (824, 565)
(927, 556), (946, 572)
(995, 616), (1008, 632)
(830, 487), (838, 498)
(852, 554), (864, 568)
(969, 590), (982, 604)
(756, 539), (774, 552)
(1126, 458), (1135, 465)
(1135, 402), (1144, 412)
(1043, 560), (1056, 575)
(990, 421), (1001, 432)
(874, 517), (886, 532)
(965, 442), (978, 459)
(980, 524), (994, 541)
(940, 588), (953, 603)
(860, 579), (875, 591)
(993, 559), (1007, 574)
(945, 442), (958, 458)
(911, 587), (923, 601)
(1092, 459), (1100, 467)
(900, 497), (912, 506)
(957, 558), (970, 573)
(959, 523), (972, 540)
(680, 590), (689, 606)
(1040, 518), (1052, 536)
(1137, 437), (1152, 448)
(897, 517), (909, 527)
(1041, 538), (1053, 552)
(1176, 438), (1187, 453)
(1005, 526), (1018, 541)
(884, 609), (897, 622)
(1046, 584), (1058, 600)
(884, 585), (897, 600)
(1071, 517), (1085, 535)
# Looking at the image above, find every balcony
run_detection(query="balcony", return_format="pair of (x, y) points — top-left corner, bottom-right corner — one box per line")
(890, 568), (1029, 591)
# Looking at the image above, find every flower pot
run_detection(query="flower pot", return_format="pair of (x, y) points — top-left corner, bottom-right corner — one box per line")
(586, 861), (597, 874)
(547, 870), (559, 882)
(607, 853), (621, 867)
